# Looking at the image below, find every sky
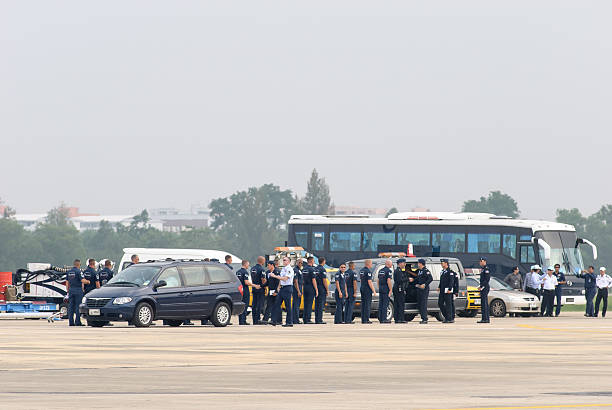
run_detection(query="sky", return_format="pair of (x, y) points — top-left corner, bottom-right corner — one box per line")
(1, 1), (610, 220)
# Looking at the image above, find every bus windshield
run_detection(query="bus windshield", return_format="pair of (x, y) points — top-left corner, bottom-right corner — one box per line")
(535, 231), (584, 275)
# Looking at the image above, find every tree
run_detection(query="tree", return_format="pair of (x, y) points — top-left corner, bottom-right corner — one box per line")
(299, 169), (334, 214)
(0, 197), (15, 218)
(462, 191), (520, 218)
(385, 207), (399, 217)
(130, 209), (150, 230)
(34, 206), (85, 266)
(44, 203), (71, 226)
(209, 184), (297, 260)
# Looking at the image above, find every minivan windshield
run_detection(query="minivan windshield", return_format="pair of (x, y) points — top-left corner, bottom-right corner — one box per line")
(106, 265), (161, 287)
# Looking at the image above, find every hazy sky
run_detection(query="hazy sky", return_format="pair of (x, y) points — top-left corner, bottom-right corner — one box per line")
(2, 1), (610, 220)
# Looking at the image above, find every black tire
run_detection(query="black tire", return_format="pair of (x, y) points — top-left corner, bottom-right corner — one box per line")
(166, 320), (183, 327)
(433, 311), (445, 322)
(404, 313), (417, 322)
(211, 301), (232, 327)
(463, 309), (478, 318)
(386, 301), (394, 322)
(133, 302), (154, 327)
(87, 320), (108, 327)
(490, 299), (507, 317)
(59, 303), (68, 319)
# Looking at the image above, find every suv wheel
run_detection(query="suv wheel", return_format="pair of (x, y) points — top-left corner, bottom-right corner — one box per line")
(211, 302), (231, 327)
(133, 302), (154, 327)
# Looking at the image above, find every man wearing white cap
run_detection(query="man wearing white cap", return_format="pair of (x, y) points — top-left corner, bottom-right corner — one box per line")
(524, 265), (543, 300)
(594, 267), (612, 317)
(541, 267), (558, 317)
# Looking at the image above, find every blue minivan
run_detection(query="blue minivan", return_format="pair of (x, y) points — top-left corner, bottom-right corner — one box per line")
(79, 261), (245, 327)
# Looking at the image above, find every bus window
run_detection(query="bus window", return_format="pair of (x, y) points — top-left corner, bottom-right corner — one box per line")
(520, 245), (536, 264)
(432, 233), (465, 253)
(295, 231), (308, 248)
(397, 232), (430, 246)
(502, 234), (516, 258)
(363, 232), (395, 252)
(330, 232), (361, 252)
(467, 233), (500, 254)
(313, 232), (325, 251)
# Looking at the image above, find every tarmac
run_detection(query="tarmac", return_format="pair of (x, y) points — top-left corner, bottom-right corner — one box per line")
(1, 312), (612, 410)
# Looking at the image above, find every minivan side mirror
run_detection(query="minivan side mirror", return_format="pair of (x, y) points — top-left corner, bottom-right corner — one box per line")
(153, 280), (167, 291)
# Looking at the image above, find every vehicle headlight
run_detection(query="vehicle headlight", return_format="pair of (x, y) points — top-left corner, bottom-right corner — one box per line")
(113, 297), (133, 305)
(82, 297), (87, 304)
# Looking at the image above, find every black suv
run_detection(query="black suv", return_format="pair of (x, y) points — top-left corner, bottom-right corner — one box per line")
(326, 257), (468, 322)
(79, 261), (245, 327)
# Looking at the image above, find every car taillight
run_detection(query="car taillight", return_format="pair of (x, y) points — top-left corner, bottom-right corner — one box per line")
(238, 284), (243, 296)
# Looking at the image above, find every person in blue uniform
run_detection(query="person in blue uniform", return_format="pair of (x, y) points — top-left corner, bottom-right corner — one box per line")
(553, 263), (566, 317)
(65, 259), (88, 326)
(263, 261), (280, 325)
(578, 266), (597, 317)
(334, 263), (348, 324)
(236, 260), (252, 325)
(250, 256), (266, 325)
(268, 257), (295, 327)
(83, 258), (100, 295)
(392, 258), (407, 324)
(344, 262), (358, 324)
(478, 257), (491, 323)
(377, 259), (393, 323)
(360, 259), (376, 323)
(415, 259), (433, 324)
(314, 257), (329, 324)
(224, 255), (234, 271)
(292, 258), (304, 324)
(438, 259), (454, 323)
(98, 260), (114, 286)
(302, 256), (317, 324)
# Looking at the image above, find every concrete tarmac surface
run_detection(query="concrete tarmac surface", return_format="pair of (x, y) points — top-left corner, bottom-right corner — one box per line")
(2, 312), (612, 410)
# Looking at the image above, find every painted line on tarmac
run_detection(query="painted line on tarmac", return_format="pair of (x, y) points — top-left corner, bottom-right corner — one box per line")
(516, 324), (612, 334)
(421, 403), (612, 410)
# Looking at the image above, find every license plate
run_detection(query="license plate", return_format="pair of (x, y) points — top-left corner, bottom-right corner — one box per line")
(88, 309), (100, 316)
(566, 298), (574, 303)
(473, 299), (481, 305)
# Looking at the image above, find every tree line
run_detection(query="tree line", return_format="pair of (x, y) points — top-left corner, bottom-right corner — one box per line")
(1, 185), (610, 273)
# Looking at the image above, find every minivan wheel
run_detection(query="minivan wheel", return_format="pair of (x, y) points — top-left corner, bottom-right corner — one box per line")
(491, 299), (507, 317)
(211, 302), (231, 327)
(133, 302), (154, 327)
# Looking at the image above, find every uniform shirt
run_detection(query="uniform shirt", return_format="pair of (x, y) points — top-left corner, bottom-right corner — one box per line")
(378, 266), (392, 292)
(392, 268), (406, 292)
(553, 271), (566, 290)
(236, 268), (250, 299)
(267, 269), (280, 294)
(359, 267), (373, 293)
(315, 264), (327, 294)
(439, 269), (454, 293)
(293, 266), (304, 291)
(541, 274), (558, 290)
(250, 264), (266, 293)
(83, 267), (99, 294)
(578, 271), (597, 289)
(334, 271), (347, 296)
(596, 274), (612, 289)
(479, 265), (491, 291)
(66, 267), (84, 294)
(98, 268), (114, 286)
(504, 273), (523, 290)
(303, 265), (316, 290)
(280, 265), (295, 286)
(525, 271), (542, 289)
(416, 268), (433, 289)
(346, 269), (358, 294)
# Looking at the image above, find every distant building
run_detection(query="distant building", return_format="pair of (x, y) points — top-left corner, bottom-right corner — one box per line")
(148, 207), (211, 232)
(335, 206), (388, 216)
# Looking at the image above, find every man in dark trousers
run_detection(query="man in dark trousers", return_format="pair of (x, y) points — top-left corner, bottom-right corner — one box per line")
(334, 263), (348, 324)
(344, 261), (358, 324)
(478, 257), (491, 323)
(438, 259), (455, 323)
(302, 256), (317, 324)
(314, 257), (328, 324)
(360, 259), (376, 324)
(578, 266), (597, 317)
(65, 259), (88, 326)
(415, 259), (433, 324)
(553, 264), (567, 317)
(263, 261), (280, 325)
(595, 267), (612, 317)
(377, 259), (393, 324)
(292, 258), (304, 324)
(249, 256), (266, 325)
(236, 260), (253, 325)
(392, 258), (407, 324)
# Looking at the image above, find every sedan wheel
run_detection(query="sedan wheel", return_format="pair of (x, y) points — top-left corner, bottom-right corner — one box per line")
(490, 299), (507, 317)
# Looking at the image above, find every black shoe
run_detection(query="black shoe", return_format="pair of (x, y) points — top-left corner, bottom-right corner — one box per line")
(282, 324), (293, 327)
(362, 321), (373, 324)
(345, 321), (355, 324)
(75, 323), (84, 326)
(443, 320), (449, 323)
(315, 321), (326, 324)
(420, 320), (428, 324)
(448, 320), (455, 323)
(297, 320), (303, 324)
(239, 322), (250, 325)
(380, 320), (392, 324)
(477, 320), (487, 323)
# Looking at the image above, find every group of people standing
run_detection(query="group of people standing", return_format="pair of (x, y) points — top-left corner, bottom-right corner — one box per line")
(65, 258), (115, 326)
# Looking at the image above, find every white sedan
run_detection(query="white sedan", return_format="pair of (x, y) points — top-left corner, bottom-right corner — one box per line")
(466, 277), (540, 317)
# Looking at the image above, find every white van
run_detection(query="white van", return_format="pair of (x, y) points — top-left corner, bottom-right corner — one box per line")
(117, 248), (242, 272)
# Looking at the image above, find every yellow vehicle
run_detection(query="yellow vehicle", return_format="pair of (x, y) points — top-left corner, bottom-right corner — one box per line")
(461, 284), (481, 317)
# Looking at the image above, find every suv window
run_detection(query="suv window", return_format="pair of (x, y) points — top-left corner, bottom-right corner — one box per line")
(181, 265), (207, 286)
(206, 265), (233, 284)
(157, 267), (182, 288)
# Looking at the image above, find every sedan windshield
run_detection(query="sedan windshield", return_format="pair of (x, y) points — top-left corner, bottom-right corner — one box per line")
(490, 277), (512, 291)
(106, 265), (161, 287)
